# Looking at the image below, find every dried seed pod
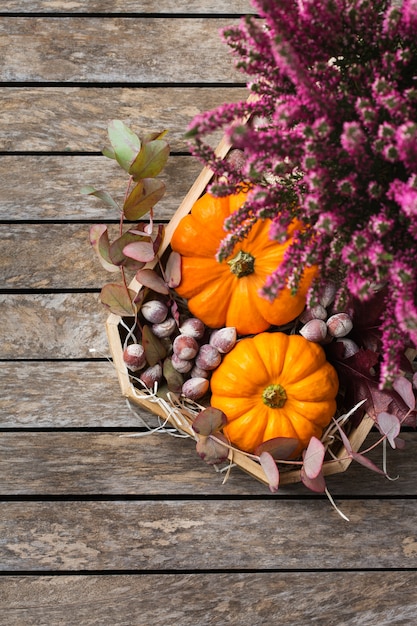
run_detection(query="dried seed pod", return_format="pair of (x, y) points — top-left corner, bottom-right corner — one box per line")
(151, 317), (177, 338)
(141, 299), (168, 324)
(123, 343), (147, 371)
(209, 327), (237, 354)
(299, 319), (328, 343)
(179, 317), (206, 340)
(171, 352), (194, 374)
(139, 363), (163, 389)
(195, 344), (222, 370)
(172, 334), (199, 360)
(181, 377), (210, 401)
(190, 365), (210, 379)
(326, 313), (353, 338)
(336, 338), (360, 359)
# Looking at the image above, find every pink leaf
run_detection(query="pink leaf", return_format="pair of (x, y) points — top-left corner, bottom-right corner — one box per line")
(376, 411), (401, 448)
(394, 437), (406, 450)
(192, 407), (227, 436)
(303, 436), (325, 479)
(89, 224), (120, 273)
(135, 268), (169, 294)
(165, 251), (182, 288)
(255, 437), (299, 461)
(123, 241), (156, 263)
(393, 376), (416, 410)
(259, 452), (279, 493)
(331, 418), (353, 455)
(351, 451), (386, 475)
(301, 467), (326, 493)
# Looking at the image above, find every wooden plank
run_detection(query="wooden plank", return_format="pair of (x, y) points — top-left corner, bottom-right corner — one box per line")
(0, 155), (203, 221)
(0, 87), (248, 152)
(1, 0), (252, 12)
(2, 499), (417, 570)
(0, 17), (241, 83)
(0, 293), (109, 359)
(0, 430), (415, 496)
(0, 361), (153, 428)
(2, 572), (417, 626)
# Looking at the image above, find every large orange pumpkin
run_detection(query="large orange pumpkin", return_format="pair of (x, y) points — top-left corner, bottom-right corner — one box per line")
(210, 332), (339, 455)
(170, 191), (317, 335)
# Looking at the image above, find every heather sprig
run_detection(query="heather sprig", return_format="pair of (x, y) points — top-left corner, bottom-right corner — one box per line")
(187, 0), (417, 387)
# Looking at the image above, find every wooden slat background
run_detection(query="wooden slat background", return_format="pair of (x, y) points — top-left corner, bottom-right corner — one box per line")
(1, 2), (416, 624)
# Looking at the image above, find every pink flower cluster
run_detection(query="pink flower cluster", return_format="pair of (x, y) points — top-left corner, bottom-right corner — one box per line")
(187, 0), (417, 386)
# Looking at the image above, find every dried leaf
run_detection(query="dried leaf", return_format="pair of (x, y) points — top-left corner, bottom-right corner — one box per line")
(259, 451), (280, 493)
(142, 325), (167, 366)
(254, 437), (299, 460)
(303, 437), (325, 479)
(89, 224), (120, 273)
(165, 251), (182, 288)
(301, 467), (326, 493)
(376, 411), (401, 448)
(392, 376), (416, 410)
(129, 139), (170, 180)
(192, 407), (227, 436)
(107, 120), (141, 172)
(100, 283), (136, 317)
(135, 268), (169, 294)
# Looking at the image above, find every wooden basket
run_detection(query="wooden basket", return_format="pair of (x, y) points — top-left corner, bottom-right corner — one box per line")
(105, 126), (377, 488)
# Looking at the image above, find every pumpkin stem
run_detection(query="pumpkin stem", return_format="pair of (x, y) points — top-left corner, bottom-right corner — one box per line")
(227, 250), (255, 278)
(262, 384), (287, 408)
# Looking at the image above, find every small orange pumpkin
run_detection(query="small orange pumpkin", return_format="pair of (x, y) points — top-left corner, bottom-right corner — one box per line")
(170, 191), (317, 335)
(210, 332), (339, 455)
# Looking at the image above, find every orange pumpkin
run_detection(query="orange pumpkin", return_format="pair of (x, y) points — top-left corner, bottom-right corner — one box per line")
(170, 191), (317, 335)
(210, 332), (339, 455)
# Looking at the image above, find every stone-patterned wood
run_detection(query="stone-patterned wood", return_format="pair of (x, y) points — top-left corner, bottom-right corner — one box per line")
(0, 17), (241, 83)
(0, 430), (415, 496)
(1, 0), (252, 12)
(2, 499), (417, 571)
(0, 87), (248, 152)
(2, 572), (417, 626)
(0, 155), (203, 220)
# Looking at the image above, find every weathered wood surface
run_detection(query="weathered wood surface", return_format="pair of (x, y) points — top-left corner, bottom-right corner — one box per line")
(2, 0), (253, 12)
(2, 572), (415, 626)
(0, 429), (415, 496)
(0, 17), (241, 83)
(0, 155), (203, 220)
(0, 87), (247, 151)
(2, 499), (417, 571)
(1, 5), (416, 624)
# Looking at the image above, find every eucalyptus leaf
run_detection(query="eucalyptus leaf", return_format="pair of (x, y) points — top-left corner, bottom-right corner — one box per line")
(303, 437), (325, 479)
(81, 186), (119, 210)
(195, 433), (229, 465)
(165, 251), (182, 288)
(255, 437), (299, 460)
(123, 178), (166, 220)
(163, 357), (184, 393)
(89, 224), (120, 273)
(109, 230), (148, 268)
(100, 283), (136, 317)
(192, 407), (227, 437)
(135, 268), (169, 294)
(300, 467), (326, 493)
(142, 325), (167, 366)
(123, 240), (156, 263)
(376, 411), (401, 448)
(129, 139), (170, 180)
(259, 451), (279, 493)
(107, 120), (141, 172)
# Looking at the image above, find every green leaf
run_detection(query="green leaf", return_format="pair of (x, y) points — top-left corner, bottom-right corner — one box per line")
(142, 130), (168, 143)
(163, 357), (184, 393)
(123, 178), (166, 220)
(107, 120), (141, 172)
(100, 283), (136, 316)
(129, 139), (170, 180)
(81, 186), (119, 211)
(89, 224), (120, 273)
(142, 325), (167, 366)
